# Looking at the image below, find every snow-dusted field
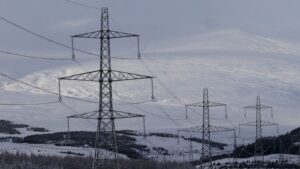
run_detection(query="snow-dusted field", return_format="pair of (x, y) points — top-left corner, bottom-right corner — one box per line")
(0, 142), (94, 157)
(196, 154), (300, 168)
(0, 142), (130, 159)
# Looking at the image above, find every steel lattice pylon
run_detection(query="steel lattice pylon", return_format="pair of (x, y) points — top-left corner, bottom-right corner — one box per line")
(239, 96), (279, 168)
(177, 126), (234, 164)
(58, 7), (154, 169)
(183, 88), (230, 169)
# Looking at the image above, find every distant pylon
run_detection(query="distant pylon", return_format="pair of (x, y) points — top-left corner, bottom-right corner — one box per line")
(181, 135), (194, 162)
(239, 96), (279, 168)
(182, 88), (232, 169)
(58, 7), (154, 169)
(233, 130), (237, 149)
(189, 136), (194, 162)
(279, 139), (285, 169)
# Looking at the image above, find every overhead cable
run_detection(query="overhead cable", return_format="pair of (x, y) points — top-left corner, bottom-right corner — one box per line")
(63, 0), (100, 10)
(0, 50), (72, 61)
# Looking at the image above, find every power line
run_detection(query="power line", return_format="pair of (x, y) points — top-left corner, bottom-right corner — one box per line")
(112, 90), (187, 129)
(0, 72), (58, 95)
(0, 101), (60, 106)
(140, 58), (182, 104)
(0, 72), (98, 104)
(0, 143), (93, 153)
(0, 71), (155, 107)
(72, 59), (90, 71)
(0, 50), (72, 61)
(1, 12), (200, 130)
(105, 14), (199, 128)
(140, 58), (186, 105)
(116, 99), (154, 105)
(63, 0), (100, 10)
(0, 16), (140, 60)
(60, 100), (80, 114)
(0, 50), (147, 105)
(155, 103), (182, 127)
(139, 58), (198, 126)
(0, 16), (81, 53)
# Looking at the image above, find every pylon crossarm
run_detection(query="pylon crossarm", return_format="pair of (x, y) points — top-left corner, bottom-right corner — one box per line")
(110, 70), (153, 82)
(244, 104), (274, 119)
(59, 70), (153, 82)
(244, 105), (272, 109)
(185, 102), (204, 107)
(239, 121), (279, 135)
(72, 30), (103, 39)
(71, 30), (138, 39)
(239, 121), (256, 127)
(208, 101), (226, 107)
(67, 110), (145, 120)
(59, 70), (101, 82)
(186, 101), (227, 119)
(178, 125), (233, 133)
(261, 121), (278, 126)
(109, 30), (139, 39)
(239, 121), (278, 127)
(186, 101), (226, 108)
(113, 110), (145, 119)
(68, 111), (98, 119)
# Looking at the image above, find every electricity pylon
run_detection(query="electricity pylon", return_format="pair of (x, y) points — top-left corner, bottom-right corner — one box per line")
(178, 126), (234, 166)
(239, 96), (279, 168)
(181, 135), (194, 162)
(279, 139), (285, 169)
(182, 88), (233, 169)
(58, 7), (154, 169)
(189, 136), (194, 162)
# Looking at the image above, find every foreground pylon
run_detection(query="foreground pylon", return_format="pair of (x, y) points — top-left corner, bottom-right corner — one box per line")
(58, 8), (154, 169)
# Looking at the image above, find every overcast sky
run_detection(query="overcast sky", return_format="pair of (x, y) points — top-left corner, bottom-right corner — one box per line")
(1, 0), (300, 59)
(1, 1), (300, 131)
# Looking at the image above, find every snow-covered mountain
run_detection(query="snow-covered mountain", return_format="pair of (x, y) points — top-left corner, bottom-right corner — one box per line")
(2, 29), (299, 129)
(154, 29), (300, 55)
(0, 29), (300, 161)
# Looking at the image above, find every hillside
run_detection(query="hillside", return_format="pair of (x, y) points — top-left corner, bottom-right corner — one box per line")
(233, 127), (300, 158)
(0, 121), (229, 162)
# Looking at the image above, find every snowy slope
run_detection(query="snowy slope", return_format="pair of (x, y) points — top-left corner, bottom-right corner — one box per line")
(134, 134), (230, 162)
(196, 154), (300, 168)
(0, 142), (128, 159)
